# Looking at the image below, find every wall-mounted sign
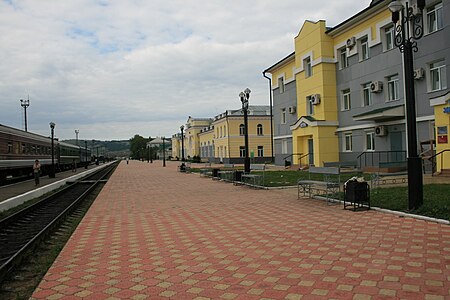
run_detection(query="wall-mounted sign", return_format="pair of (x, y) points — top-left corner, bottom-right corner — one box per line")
(299, 122), (308, 128)
(437, 126), (448, 135)
(438, 135), (448, 144)
(444, 106), (450, 114)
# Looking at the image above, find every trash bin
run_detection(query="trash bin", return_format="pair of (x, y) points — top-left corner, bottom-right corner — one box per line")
(234, 170), (243, 182)
(344, 181), (370, 210)
(212, 168), (220, 178)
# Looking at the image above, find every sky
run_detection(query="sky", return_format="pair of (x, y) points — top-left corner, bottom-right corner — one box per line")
(0, 0), (372, 141)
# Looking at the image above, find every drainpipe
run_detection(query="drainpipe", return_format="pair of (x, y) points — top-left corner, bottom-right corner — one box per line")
(263, 71), (274, 163)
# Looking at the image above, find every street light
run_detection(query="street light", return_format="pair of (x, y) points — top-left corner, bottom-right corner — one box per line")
(75, 129), (80, 162)
(49, 122), (56, 178)
(85, 140), (88, 169)
(180, 125), (185, 161)
(240, 88), (251, 174)
(162, 136), (166, 167)
(388, 0), (425, 210)
(20, 97), (30, 132)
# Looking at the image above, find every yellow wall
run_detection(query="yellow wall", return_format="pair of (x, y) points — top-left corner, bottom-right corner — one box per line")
(270, 57), (295, 88)
(171, 136), (181, 159)
(184, 118), (212, 158)
(434, 104), (450, 170)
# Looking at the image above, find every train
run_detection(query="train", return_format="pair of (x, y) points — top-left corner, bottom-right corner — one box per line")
(0, 124), (92, 184)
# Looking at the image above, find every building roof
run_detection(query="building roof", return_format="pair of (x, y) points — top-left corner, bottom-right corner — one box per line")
(353, 104), (405, 121)
(263, 52), (295, 74)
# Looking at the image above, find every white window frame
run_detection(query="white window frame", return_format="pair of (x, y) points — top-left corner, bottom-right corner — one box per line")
(304, 57), (312, 77)
(429, 60), (447, 92)
(359, 36), (369, 61)
(365, 131), (375, 151)
(339, 48), (348, 69)
(306, 96), (314, 115)
(281, 108), (286, 124)
(362, 82), (373, 106)
(257, 146), (264, 157)
(239, 124), (245, 136)
(239, 146), (246, 157)
(344, 132), (353, 152)
(278, 77), (285, 93)
(341, 89), (351, 111)
(384, 25), (394, 51)
(387, 74), (399, 101)
(426, 2), (443, 34)
(257, 124), (263, 136)
(281, 140), (288, 154)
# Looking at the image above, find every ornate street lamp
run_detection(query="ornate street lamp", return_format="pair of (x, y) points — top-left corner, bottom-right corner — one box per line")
(240, 88), (251, 173)
(20, 97), (30, 132)
(388, 0), (425, 210)
(49, 122), (56, 178)
(180, 125), (185, 161)
(162, 137), (166, 167)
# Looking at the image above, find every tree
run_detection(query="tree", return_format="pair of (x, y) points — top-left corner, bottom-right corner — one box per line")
(129, 135), (148, 160)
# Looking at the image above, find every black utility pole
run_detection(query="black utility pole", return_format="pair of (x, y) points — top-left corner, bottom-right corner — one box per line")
(49, 122), (56, 178)
(240, 88), (251, 174)
(162, 137), (166, 167)
(20, 97), (30, 132)
(85, 140), (88, 169)
(389, 0), (425, 210)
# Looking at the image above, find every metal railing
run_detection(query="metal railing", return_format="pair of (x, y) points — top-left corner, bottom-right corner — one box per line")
(283, 153), (303, 167)
(428, 149), (450, 176)
(357, 150), (407, 169)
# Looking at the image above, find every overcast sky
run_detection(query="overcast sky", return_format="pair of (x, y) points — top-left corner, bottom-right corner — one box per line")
(0, 0), (372, 141)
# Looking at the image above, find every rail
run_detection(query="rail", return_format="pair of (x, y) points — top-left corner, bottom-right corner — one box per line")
(282, 153), (302, 167)
(298, 153), (310, 168)
(0, 161), (118, 283)
(357, 150), (406, 169)
(428, 149), (450, 176)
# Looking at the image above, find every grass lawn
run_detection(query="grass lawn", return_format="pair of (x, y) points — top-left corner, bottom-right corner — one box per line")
(190, 168), (449, 221)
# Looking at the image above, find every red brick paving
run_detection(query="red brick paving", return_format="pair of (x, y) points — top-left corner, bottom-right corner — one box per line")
(31, 160), (450, 299)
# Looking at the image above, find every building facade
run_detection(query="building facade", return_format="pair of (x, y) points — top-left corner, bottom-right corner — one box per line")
(265, 0), (449, 172)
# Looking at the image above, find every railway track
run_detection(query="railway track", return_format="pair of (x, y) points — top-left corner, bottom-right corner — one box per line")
(0, 161), (118, 283)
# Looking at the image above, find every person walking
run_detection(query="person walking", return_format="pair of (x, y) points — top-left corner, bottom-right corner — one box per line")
(33, 159), (41, 186)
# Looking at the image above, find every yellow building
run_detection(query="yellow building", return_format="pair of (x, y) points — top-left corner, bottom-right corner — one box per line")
(430, 92), (450, 172)
(183, 116), (213, 159)
(171, 133), (182, 160)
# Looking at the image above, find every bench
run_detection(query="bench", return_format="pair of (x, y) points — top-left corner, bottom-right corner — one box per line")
(200, 162), (212, 177)
(241, 164), (266, 187)
(370, 171), (407, 188)
(323, 161), (358, 171)
(217, 164), (235, 181)
(297, 166), (341, 202)
(178, 162), (191, 173)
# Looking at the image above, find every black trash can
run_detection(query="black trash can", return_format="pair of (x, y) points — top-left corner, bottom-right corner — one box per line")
(234, 170), (243, 182)
(344, 181), (370, 210)
(212, 168), (220, 178)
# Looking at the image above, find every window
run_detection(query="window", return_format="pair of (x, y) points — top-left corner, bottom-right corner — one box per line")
(239, 146), (246, 157)
(427, 2), (443, 34)
(281, 140), (288, 154)
(341, 89), (351, 111)
(257, 124), (263, 136)
(281, 108), (286, 124)
(365, 131), (375, 151)
(257, 146), (264, 157)
(278, 77), (285, 93)
(387, 75), (399, 101)
(362, 83), (373, 106)
(306, 96), (314, 115)
(344, 133), (353, 152)
(220, 127), (222, 138)
(430, 60), (447, 91)
(339, 48), (348, 69)
(360, 36), (369, 60)
(7, 142), (12, 153)
(239, 124), (245, 136)
(304, 57), (312, 77)
(22, 143), (26, 153)
(385, 25), (394, 51)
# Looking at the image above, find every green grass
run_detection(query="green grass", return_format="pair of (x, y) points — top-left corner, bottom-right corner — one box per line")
(261, 170), (366, 187)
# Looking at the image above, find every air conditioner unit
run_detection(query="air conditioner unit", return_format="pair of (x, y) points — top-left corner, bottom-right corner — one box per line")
(375, 125), (387, 136)
(311, 94), (321, 105)
(346, 37), (356, 48)
(288, 106), (296, 114)
(370, 81), (383, 93)
(414, 67), (425, 80)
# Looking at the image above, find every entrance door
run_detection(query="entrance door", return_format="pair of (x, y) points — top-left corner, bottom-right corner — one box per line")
(390, 131), (404, 161)
(308, 139), (314, 165)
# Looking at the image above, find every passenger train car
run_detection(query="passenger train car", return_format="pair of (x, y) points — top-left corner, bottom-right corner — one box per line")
(0, 124), (91, 184)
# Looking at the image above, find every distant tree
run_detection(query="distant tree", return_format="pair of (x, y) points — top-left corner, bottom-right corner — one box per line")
(129, 135), (148, 159)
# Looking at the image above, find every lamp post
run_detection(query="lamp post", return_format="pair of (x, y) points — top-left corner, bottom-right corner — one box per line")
(240, 88), (251, 174)
(85, 140), (88, 169)
(75, 129), (80, 162)
(20, 97), (30, 132)
(49, 122), (56, 178)
(162, 137), (166, 167)
(389, 0), (425, 210)
(180, 125), (185, 161)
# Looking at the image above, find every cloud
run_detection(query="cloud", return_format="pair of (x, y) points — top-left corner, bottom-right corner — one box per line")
(0, 0), (371, 140)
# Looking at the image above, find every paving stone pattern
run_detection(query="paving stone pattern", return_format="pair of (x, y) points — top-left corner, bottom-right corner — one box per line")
(32, 161), (450, 299)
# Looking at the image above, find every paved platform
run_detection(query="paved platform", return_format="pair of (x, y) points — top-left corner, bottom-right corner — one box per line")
(32, 160), (450, 299)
